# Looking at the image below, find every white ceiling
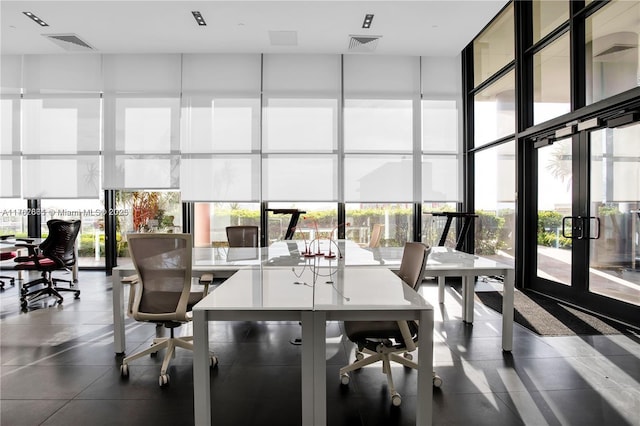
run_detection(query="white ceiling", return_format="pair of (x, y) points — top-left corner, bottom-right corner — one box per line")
(1, 0), (508, 56)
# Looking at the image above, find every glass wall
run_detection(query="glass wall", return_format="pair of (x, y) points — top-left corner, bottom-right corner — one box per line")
(474, 141), (516, 266)
(193, 202), (260, 247)
(533, 32), (571, 125)
(586, 0), (640, 105)
(345, 203), (412, 247)
(473, 3), (514, 86)
(532, 0), (569, 43)
(115, 190), (181, 258)
(474, 70), (516, 148)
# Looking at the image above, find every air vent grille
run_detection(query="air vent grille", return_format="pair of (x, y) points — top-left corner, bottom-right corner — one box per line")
(348, 35), (381, 52)
(43, 33), (94, 51)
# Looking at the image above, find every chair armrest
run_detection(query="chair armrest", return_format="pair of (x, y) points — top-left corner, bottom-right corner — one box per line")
(121, 275), (139, 317)
(198, 273), (214, 295)
(0, 235), (15, 240)
(397, 320), (417, 352)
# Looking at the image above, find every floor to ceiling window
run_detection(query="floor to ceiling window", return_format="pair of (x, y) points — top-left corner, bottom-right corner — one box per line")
(464, 0), (640, 325)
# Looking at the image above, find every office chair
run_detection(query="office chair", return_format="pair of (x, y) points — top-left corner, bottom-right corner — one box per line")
(119, 233), (217, 387)
(226, 225), (259, 247)
(13, 219), (81, 310)
(339, 242), (442, 406)
(1, 252), (17, 289)
(358, 223), (384, 248)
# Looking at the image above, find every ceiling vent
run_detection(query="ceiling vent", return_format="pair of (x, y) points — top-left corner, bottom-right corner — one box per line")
(43, 33), (95, 51)
(348, 35), (381, 52)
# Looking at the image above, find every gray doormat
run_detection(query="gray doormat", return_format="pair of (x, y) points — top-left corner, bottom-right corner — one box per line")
(474, 289), (635, 336)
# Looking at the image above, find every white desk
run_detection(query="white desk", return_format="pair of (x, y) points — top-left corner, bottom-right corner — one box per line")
(427, 247), (515, 351)
(192, 266), (434, 426)
(110, 241), (515, 354)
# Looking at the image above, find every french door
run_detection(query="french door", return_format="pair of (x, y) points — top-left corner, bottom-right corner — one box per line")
(530, 115), (640, 325)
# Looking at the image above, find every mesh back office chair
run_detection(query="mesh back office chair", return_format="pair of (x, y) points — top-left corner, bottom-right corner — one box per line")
(226, 225), (259, 247)
(1, 235), (17, 289)
(13, 219), (81, 310)
(119, 233), (217, 387)
(339, 242), (442, 406)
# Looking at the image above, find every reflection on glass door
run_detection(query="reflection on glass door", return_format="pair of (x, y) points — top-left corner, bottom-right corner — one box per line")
(589, 124), (640, 306)
(536, 138), (572, 285)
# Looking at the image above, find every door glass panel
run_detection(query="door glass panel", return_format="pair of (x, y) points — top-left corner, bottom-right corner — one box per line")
(537, 138), (572, 285)
(589, 124), (640, 306)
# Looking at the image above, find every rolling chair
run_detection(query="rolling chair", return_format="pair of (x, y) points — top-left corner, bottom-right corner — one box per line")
(339, 242), (442, 406)
(226, 225), (259, 247)
(1, 235), (17, 289)
(13, 219), (81, 310)
(119, 233), (217, 387)
(1, 252), (17, 289)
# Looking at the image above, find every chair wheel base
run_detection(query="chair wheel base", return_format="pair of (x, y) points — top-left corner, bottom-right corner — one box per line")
(159, 373), (170, 387)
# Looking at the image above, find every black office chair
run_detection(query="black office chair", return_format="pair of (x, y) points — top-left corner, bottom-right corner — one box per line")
(0, 252), (17, 289)
(226, 225), (259, 247)
(13, 219), (81, 310)
(339, 242), (442, 406)
(119, 233), (216, 387)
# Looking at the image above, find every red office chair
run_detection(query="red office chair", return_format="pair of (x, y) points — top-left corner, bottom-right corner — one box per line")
(0, 244), (17, 289)
(14, 219), (81, 310)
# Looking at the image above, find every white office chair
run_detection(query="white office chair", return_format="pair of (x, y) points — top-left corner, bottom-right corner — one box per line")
(339, 242), (442, 406)
(119, 233), (217, 387)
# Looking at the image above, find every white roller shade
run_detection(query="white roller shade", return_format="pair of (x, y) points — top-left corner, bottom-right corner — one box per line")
(263, 54), (341, 95)
(103, 155), (179, 190)
(0, 55), (22, 95)
(344, 155), (413, 202)
(0, 156), (20, 198)
(343, 56), (420, 97)
(102, 54), (181, 93)
(23, 54), (102, 94)
(263, 155), (337, 201)
(21, 97), (101, 154)
(22, 156), (100, 198)
(180, 155), (259, 202)
(421, 56), (461, 97)
(422, 155), (461, 202)
(181, 54), (261, 94)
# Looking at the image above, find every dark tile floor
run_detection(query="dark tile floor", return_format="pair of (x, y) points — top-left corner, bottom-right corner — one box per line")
(1, 271), (639, 426)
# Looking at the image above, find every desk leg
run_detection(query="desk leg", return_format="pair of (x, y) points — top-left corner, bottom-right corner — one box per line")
(462, 276), (474, 323)
(193, 310), (211, 426)
(112, 271), (125, 354)
(417, 309), (433, 426)
(501, 269), (515, 352)
(437, 276), (445, 304)
(301, 311), (326, 426)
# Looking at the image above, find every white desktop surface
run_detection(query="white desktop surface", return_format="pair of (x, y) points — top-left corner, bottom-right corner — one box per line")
(192, 265), (434, 426)
(111, 241), (514, 354)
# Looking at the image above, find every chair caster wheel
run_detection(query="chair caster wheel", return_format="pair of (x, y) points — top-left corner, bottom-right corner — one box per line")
(433, 374), (443, 388)
(340, 373), (350, 385)
(403, 352), (413, 361)
(159, 373), (170, 387)
(355, 351), (364, 361)
(391, 393), (402, 407)
(20, 301), (27, 311)
(120, 364), (129, 378)
(74, 291), (80, 299)
(210, 355), (218, 368)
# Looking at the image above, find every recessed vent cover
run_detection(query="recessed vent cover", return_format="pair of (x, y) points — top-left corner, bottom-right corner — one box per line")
(43, 33), (95, 51)
(348, 35), (381, 52)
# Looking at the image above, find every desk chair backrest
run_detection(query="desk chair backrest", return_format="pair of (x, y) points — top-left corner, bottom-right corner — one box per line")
(226, 225), (259, 247)
(127, 233), (194, 322)
(396, 242), (430, 290)
(369, 223), (384, 248)
(40, 219), (81, 268)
